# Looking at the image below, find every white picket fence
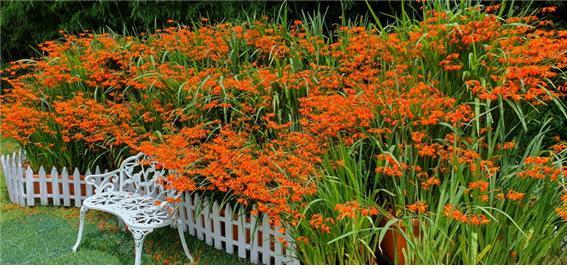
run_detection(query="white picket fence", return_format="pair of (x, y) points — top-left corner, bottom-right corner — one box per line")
(0, 150), (299, 265)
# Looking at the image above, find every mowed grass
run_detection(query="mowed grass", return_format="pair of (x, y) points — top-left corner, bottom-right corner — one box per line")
(0, 138), (248, 265)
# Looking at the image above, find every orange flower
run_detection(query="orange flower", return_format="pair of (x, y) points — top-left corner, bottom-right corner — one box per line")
(541, 6), (557, 13)
(421, 176), (440, 190)
(411, 131), (426, 143)
(335, 201), (360, 220)
(468, 180), (489, 192)
(506, 190), (526, 201)
(407, 201), (428, 213)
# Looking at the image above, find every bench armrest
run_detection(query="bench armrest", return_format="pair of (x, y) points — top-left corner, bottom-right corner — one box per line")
(84, 170), (121, 194)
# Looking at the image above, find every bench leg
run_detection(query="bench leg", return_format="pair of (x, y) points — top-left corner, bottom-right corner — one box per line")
(176, 219), (194, 263)
(130, 228), (153, 265)
(72, 206), (89, 252)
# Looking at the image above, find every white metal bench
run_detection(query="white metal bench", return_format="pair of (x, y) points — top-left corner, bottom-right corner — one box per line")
(71, 153), (194, 265)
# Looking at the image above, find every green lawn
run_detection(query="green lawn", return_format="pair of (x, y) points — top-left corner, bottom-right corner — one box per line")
(0, 139), (248, 265)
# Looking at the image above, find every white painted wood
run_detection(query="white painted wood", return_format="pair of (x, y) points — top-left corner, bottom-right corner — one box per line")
(7, 154), (17, 204)
(185, 192), (195, 236)
(250, 210), (260, 264)
(177, 194), (187, 232)
(262, 215), (271, 264)
(51, 167), (60, 206)
(25, 166), (34, 206)
(9, 154), (17, 203)
(61, 167), (70, 206)
(73, 168), (81, 207)
(212, 202), (222, 250)
(2, 155), (10, 202)
(38, 166), (48, 205)
(225, 203), (234, 254)
(85, 168), (93, 197)
(2, 155), (13, 203)
(204, 199), (213, 246)
(4, 155), (15, 203)
(17, 157), (25, 206)
(195, 194), (205, 240)
(237, 211), (247, 259)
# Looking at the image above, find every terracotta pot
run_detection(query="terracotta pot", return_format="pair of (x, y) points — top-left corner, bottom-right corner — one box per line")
(379, 214), (420, 265)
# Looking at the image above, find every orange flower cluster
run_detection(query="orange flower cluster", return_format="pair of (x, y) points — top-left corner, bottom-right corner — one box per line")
(1, 8), (566, 226)
(334, 201), (379, 221)
(444, 204), (490, 225)
(518, 156), (564, 181)
(407, 201), (428, 214)
(308, 214), (335, 233)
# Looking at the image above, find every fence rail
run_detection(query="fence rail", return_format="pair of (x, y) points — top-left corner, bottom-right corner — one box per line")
(0, 151), (299, 265)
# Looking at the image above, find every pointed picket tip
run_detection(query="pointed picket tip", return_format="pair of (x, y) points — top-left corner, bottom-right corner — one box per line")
(38, 166), (46, 175)
(25, 166), (34, 176)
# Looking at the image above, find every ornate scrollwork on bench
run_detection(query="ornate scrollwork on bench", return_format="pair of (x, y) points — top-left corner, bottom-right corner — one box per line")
(72, 152), (193, 265)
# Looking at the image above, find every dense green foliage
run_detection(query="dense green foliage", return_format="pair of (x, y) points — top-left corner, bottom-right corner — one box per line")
(5, 1), (562, 63)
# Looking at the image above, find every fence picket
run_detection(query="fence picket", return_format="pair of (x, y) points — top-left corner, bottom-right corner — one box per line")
(7, 155), (15, 203)
(25, 167), (34, 206)
(1, 155), (12, 203)
(17, 158), (25, 206)
(212, 202), (222, 250)
(10, 160), (17, 203)
(51, 167), (60, 206)
(85, 168), (93, 197)
(177, 195), (187, 232)
(38, 167), (48, 205)
(61, 167), (70, 206)
(73, 168), (81, 207)
(262, 215), (271, 264)
(9, 155), (18, 203)
(237, 211), (247, 259)
(204, 199), (213, 246)
(194, 194), (205, 240)
(250, 209), (260, 264)
(185, 192), (195, 236)
(4, 155), (15, 203)
(225, 203), (234, 254)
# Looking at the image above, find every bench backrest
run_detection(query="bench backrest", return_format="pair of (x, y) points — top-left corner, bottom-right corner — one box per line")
(119, 153), (180, 203)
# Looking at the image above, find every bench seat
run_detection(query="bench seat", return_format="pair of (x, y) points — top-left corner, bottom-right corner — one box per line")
(83, 191), (173, 230)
